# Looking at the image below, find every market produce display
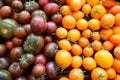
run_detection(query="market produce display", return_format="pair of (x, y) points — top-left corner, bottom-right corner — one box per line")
(0, 0), (120, 80)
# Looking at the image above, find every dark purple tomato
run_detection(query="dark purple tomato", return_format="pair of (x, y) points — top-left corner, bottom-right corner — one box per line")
(10, 47), (23, 60)
(0, 57), (10, 69)
(44, 35), (53, 43)
(12, 0), (23, 12)
(24, 1), (39, 13)
(31, 10), (47, 20)
(0, 44), (7, 56)
(19, 53), (35, 69)
(15, 76), (27, 80)
(46, 21), (57, 34)
(17, 11), (31, 24)
(0, 69), (12, 80)
(0, 0), (4, 8)
(44, 42), (58, 58)
(32, 64), (46, 77)
(5, 41), (14, 50)
(31, 16), (47, 34)
(38, 0), (49, 7)
(8, 62), (21, 76)
(51, 13), (63, 24)
(23, 24), (32, 34)
(0, 6), (12, 18)
(46, 61), (58, 79)
(44, 2), (59, 15)
(35, 54), (47, 65)
(13, 27), (27, 38)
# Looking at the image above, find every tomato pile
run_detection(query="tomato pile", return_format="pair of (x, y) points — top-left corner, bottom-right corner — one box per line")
(0, 0), (120, 80)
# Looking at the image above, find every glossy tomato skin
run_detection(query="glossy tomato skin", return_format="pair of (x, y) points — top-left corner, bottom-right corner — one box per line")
(10, 47), (23, 60)
(0, 6), (12, 18)
(35, 54), (47, 65)
(8, 62), (22, 77)
(23, 34), (45, 54)
(19, 53), (35, 69)
(38, 0), (49, 7)
(44, 2), (59, 15)
(44, 42), (58, 58)
(30, 16), (47, 34)
(5, 41), (14, 50)
(46, 21), (57, 34)
(32, 64), (46, 77)
(12, 37), (23, 46)
(51, 13), (63, 24)
(0, 69), (12, 80)
(11, 0), (24, 12)
(0, 18), (18, 40)
(0, 57), (10, 69)
(17, 11), (31, 24)
(24, 1), (39, 13)
(31, 10), (47, 20)
(46, 61), (58, 79)
(0, 44), (7, 56)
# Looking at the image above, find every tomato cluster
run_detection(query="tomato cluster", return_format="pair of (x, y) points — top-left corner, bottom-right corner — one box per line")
(0, 0), (120, 80)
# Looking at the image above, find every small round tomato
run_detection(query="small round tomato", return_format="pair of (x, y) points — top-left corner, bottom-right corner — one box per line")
(35, 53), (47, 65)
(94, 50), (114, 68)
(0, 69), (12, 80)
(46, 61), (58, 79)
(15, 76), (27, 80)
(0, 57), (10, 69)
(10, 47), (23, 60)
(51, 13), (63, 24)
(0, 6), (12, 18)
(32, 64), (46, 77)
(69, 68), (84, 80)
(19, 53), (35, 69)
(8, 62), (22, 77)
(12, 37), (23, 46)
(44, 42), (58, 58)
(0, 44), (7, 56)
(11, 0), (23, 12)
(13, 27), (27, 38)
(5, 41), (14, 50)
(17, 10), (31, 24)
(55, 50), (72, 69)
(91, 67), (108, 80)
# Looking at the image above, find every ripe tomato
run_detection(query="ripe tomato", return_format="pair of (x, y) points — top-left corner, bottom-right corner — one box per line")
(55, 50), (72, 69)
